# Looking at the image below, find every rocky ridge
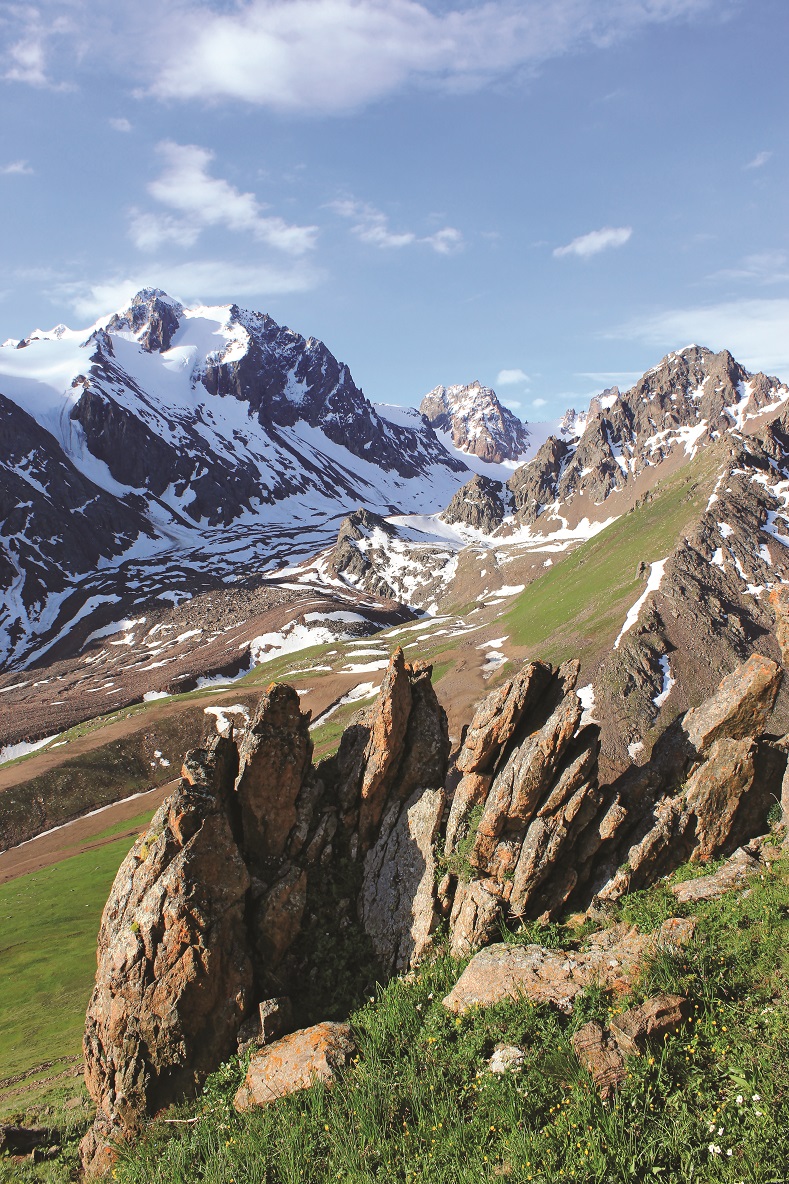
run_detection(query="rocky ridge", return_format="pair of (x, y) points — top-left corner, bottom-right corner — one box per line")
(81, 632), (788, 1173)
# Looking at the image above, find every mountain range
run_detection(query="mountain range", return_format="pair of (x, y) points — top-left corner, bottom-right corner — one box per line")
(3, 286), (789, 793)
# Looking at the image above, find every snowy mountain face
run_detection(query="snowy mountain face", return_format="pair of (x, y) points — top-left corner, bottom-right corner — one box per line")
(0, 288), (469, 669)
(419, 381), (531, 465)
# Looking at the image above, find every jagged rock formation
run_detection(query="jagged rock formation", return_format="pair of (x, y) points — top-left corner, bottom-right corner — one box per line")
(81, 649), (449, 1174)
(420, 381), (530, 463)
(81, 635), (787, 1172)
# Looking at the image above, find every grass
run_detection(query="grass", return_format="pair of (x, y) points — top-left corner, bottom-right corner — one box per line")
(0, 810), (155, 1084)
(503, 450), (721, 668)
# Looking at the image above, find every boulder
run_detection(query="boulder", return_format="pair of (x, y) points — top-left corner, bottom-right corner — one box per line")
(682, 654), (781, 754)
(571, 1023), (626, 1100)
(609, 994), (690, 1056)
(234, 1022), (356, 1110)
(671, 846), (762, 903)
(443, 919), (693, 1016)
(487, 1044), (525, 1074)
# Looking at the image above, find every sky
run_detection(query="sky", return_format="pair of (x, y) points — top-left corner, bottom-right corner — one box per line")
(1, 0), (788, 421)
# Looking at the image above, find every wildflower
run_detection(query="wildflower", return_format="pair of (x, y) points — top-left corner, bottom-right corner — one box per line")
(708, 1144), (722, 1155)
(708, 1123), (716, 1133)
(727, 1150), (733, 1157)
(717, 1127), (724, 1136)
(736, 1095), (743, 1105)
(752, 1093), (761, 1102)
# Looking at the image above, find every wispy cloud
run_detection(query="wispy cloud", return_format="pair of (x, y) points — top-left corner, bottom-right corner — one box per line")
(496, 368), (530, 385)
(2, 8), (74, 89)
(109, 117), (133, 133)
(3, 0), (720, 112)
(55, 258), (323, 321)
(530, 397), (548, 409)
(130, 142), (318, 256)
(330, 199), (463, 254)
(711, 250), (789, 285)
(745, 150), (772, 170)
(146, 0), (720, 113)
(554, 226), (632, 259)
(612, 298), (789, 380)
(0, 160), (33, 175)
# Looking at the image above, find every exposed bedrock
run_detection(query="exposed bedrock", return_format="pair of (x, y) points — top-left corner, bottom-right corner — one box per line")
(81, 643), (786, 1172)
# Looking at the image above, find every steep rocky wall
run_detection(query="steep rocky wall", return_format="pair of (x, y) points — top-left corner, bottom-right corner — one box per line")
(81, 642), (787, 1174)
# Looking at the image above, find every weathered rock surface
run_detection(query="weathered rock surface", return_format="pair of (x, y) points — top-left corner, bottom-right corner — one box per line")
(442, 919), (692, 1016)
(81, 736), (254, 1175)
(233, 1022), (356, 1111)
(671, 845), (763, 903)
(609, 994), (690, 1056)
(81, 648), (449, 1172)
(571, 1023), (626, 1100)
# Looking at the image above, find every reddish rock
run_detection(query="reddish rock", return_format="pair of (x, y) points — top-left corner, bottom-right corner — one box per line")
(571, 1022), (626, 1100)
(610, 994), (691, 1056)
(671, 846), (761, 903)
(683, 737), (756, 859)
(81, 739), (253, 1176)
(234, 1022), (356, 1110)
(682, 654), (781, 754)
(235, 683), (313, 865)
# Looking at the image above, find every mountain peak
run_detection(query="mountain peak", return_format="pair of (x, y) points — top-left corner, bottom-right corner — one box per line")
(106, 288), (185, 353)
(420, 380), (530, 464)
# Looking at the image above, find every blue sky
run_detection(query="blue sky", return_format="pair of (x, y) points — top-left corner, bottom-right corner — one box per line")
(1, 0), (787, 420)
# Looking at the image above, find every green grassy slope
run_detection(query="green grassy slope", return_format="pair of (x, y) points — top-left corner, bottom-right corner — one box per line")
(504, 450), (721, 668)
(0, 810), (154, 1083)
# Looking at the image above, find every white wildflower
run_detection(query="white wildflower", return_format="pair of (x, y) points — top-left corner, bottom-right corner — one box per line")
(708, 1144), (722, 1155)
(736, 1094), (743, 1105)
(752, 1093), (761, 1101)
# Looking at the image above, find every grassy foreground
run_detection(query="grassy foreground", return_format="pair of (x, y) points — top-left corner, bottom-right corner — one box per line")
(5, 841), (787, 1183)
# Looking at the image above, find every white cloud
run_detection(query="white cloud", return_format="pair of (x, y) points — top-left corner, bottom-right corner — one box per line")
(496, 367), (530, 385)
(56, 258), (323, 321)
(745, 150), (772, 170)
(0, 160), (33, 175)
(554, 226), (632, 258)
(711, 251), (789, 285)
(331, 199), (462, 254)
(109, 117), (133, 133)
(131, 142), (318, 256)
(423, 226), (464, 255)
(530, 397), (548, 409)
(613, 298), (789, 381)
(139, 0), (718, 114)
(2, 8), (74, 89)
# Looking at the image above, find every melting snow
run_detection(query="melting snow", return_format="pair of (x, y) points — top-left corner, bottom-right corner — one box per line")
(577, 684), (597, 726)
(204, 704), (250, 737)
(0, 733), (60, 765)
(653, 655), (675, 709)
(311, 681), (378, 727)
(614, 559), (667, 649)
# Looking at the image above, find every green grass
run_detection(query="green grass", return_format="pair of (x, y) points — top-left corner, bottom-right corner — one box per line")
(503, 450), (721, 667)
(0, 812), (153, 1082)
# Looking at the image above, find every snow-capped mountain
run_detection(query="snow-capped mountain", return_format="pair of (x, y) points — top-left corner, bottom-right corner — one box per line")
(0, 288), (472, 669)
(419, 380), (531, 465)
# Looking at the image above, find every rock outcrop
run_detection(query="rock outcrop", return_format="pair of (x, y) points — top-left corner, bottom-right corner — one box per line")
(81, 649), (449, 1173)
(81, 736), (254, 1176)
(81, 640), (786, 1172)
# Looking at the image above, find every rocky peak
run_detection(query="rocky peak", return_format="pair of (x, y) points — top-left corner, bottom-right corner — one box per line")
(106, 288), (184, 353)
(420, 380), (530, 463)
(442, 473), (513, 533)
